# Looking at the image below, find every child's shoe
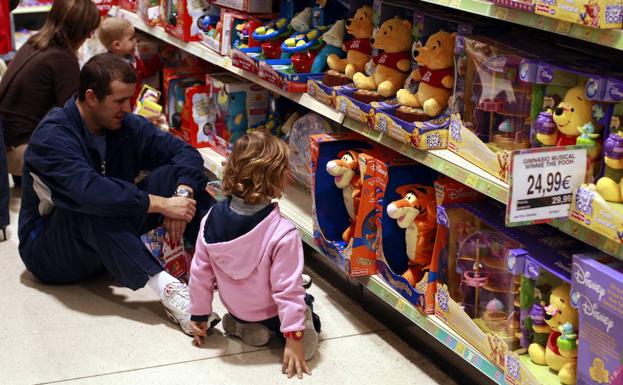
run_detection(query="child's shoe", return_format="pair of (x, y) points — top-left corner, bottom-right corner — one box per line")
(303, 306), (319, 360)
(222, 313), (272, 346)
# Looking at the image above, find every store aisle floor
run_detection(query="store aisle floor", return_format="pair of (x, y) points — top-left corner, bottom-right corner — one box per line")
(0, 190), (457, 385)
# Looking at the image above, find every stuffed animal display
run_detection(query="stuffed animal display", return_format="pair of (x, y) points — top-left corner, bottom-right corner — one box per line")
(326, 5), (373, 79)
(396, 30), (456, 117)
(528, 283), (578, 385)
(326, 150), (362, 242)
(386, 184), (437, 286)
(352, 16), (413, 98)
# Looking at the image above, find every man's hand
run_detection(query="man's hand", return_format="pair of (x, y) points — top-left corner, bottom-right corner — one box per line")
(149, 195), (196, 222)
(282, 338), (311, 379)
(190, 321), (207, 347)
(163, 217), (187, 248)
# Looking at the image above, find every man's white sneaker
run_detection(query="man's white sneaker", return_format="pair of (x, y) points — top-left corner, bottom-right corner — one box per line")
(161, 282), (220, 335)
(302, 274), (312, 289)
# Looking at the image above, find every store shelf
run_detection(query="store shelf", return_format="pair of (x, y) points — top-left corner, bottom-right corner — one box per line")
(11, 4), (51, 14)
(110, 7), (345, 124)
(342, 117), (509, 202)
(342, 117), (623, 258)
(419, 0), (623, 51)
(359, 275), (506, 384)
(198, 145), (504, 384)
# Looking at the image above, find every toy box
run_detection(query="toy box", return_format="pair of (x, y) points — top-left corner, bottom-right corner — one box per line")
(572, 252), (623, 385)
(374, 155), (438, 307)
(569, 77), (623, 243)
(504, 235), (589, 385)
(202, 9), (274, 56)
(211, 0), (273, 14)
(163, 67), (205, 132)
(424, 177), (483, 314)
(203, 73), (270, 155)
(137, 0), (162, 26)
(534, 0), (623, 29)
(447, 36), (539, 182)
(162, 0), (211, 42)
(530, 62), (608, 178)
(434, 201), (588, 371)
(310, 132), (378, 276)
(372, 10), (474, 150)
(337, 2), (414, 124)
(142, 227), (188, 281)
(307, 2), (375, 105)
(177, 84), (210, 148)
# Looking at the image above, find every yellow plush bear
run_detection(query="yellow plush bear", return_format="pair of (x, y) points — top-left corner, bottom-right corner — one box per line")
(396, 30), (456, 117)
(537, 85), (597, 149)
(528, 284), (578, 385)
(596, 131), (623, 202)
(326, 5), (373, 79)
(352, 16), (413, 98)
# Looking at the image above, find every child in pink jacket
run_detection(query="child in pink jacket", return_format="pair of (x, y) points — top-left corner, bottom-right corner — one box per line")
(189, 131), (320, 379)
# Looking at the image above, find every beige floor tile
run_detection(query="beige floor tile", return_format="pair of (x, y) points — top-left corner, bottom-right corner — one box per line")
(40, 330), (456, 385)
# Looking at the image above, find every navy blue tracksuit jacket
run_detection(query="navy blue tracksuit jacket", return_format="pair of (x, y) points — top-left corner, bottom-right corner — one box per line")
(18, 96), (210, 289)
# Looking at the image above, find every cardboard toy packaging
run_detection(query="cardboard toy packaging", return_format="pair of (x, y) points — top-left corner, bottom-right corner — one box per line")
(373, 154), (438, 307)
(203, 73), (270, 155)
(433, 200), (589, 372)
(372, 10), (475, 150)
(310, 132), (378, 276)
(162, 0), (211, 42)
(177, 84), (211, 148)
(141, 227), (188, 281)
(534, 0), (623, 29)
(572, 252), (623, 385)
(490, 0), (535, 12)
(211, 0), (273, 14)
(163, 66), (206, 133)
(202, 9), (274, 57)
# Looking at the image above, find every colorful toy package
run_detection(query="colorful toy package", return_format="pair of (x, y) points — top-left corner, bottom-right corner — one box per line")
(535, 0), (623, 29)
(310, 132), (379, 276)
(448, 35), (538, 182)
(433, 200), (589, 372)
(203, 73), (270, 155)
(141, 227), (188, 281)
(374, 157), (439, 307)
(573, 252), (623, 385)
(163, 0), (211, 42)
(163, 67), (205, 132)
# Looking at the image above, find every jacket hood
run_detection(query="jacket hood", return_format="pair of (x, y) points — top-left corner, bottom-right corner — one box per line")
(201, 205), (283, 280)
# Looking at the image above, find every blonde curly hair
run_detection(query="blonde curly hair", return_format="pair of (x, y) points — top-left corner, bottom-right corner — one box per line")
(222, 131), (290, 204)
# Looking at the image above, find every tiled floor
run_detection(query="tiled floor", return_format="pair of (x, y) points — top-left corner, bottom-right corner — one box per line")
(0, 189), (458, 385)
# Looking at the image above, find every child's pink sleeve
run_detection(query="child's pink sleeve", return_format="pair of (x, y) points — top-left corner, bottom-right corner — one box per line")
(270, 227), (307, 333)
(189, 216), (216, 316)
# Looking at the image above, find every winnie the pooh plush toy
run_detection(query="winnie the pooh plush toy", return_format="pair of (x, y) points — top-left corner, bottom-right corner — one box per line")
(596, 130), (623, 202)
(536, 85), (599, 155)
(352, 16), (413, 98)
(528, 283), (578, 385)
(396, 30), (456, 117)
(326, 5), (373, 82)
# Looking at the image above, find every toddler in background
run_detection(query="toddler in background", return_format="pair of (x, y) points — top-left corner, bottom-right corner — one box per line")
(189, 131), (321, 379)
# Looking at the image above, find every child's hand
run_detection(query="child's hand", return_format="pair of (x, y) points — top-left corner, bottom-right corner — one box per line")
(190, 321), (207, 347)
(282, 338), (311, 379)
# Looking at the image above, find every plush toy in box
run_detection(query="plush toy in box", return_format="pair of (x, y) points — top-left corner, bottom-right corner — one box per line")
(311, 132), (379, 276)
(373, 154), (438, 306)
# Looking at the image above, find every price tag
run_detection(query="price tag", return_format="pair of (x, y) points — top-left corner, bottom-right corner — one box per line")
(506, 147), (587, 225)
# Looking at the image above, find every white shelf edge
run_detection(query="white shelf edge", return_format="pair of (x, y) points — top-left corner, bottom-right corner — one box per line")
(12, 4), (51, 14)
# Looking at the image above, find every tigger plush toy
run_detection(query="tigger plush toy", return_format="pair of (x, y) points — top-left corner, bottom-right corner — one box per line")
(386, 184), (437, 285)
(326, 150), (362, 243)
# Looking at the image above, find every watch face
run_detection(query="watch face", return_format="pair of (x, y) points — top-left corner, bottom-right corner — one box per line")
(175, 188), (191, 197)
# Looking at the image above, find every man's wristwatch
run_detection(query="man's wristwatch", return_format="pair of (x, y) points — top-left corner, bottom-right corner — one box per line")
(283, 330), (304, 340)
(174, 187), (193, 198)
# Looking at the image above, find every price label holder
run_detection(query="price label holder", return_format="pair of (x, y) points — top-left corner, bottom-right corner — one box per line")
(506, 146), (588, 226)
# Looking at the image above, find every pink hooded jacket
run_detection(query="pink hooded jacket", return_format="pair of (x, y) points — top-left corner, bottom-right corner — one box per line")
(189, 205), (307, 332)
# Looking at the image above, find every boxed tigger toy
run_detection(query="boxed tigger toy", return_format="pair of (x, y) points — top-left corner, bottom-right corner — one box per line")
(310, 132), (379, 276)
(374, 155), (438, 306)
